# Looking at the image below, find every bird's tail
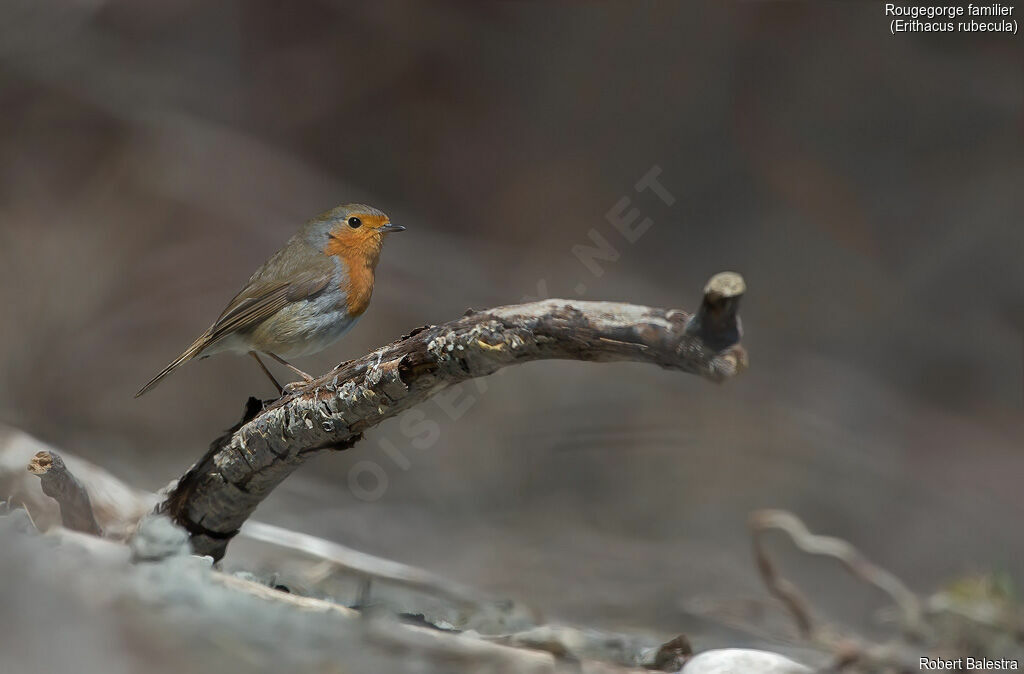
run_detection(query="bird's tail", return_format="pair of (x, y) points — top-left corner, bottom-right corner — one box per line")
(135, 332), (211, 398)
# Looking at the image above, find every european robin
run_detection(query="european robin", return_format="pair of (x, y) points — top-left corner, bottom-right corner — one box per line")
(136, 203), (405, 397)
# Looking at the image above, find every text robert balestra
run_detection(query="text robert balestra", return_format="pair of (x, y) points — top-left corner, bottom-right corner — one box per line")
(920, 657), (1019, 670)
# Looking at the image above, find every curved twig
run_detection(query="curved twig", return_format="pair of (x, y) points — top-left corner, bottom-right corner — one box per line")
(749, 509), (926, 640)
(161, 273), (747, 560)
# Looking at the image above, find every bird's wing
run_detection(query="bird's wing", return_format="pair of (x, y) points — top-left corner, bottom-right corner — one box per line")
(208, 267), (334, 343)
(135, 245), (336, 398)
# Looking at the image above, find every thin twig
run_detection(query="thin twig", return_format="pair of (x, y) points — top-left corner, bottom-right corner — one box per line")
(240, 520), (488, 608)
(749, 509), (926, 641)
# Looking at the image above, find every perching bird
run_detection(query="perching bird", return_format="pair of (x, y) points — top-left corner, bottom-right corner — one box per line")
(136, 203), (405, 397)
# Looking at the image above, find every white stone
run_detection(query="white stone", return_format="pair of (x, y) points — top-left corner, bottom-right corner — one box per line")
(682, 648), (810, 674)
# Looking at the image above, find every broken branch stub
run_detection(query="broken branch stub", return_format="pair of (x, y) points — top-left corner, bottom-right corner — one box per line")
(27, 450), (103, 536)
(160, 273), (747, 560)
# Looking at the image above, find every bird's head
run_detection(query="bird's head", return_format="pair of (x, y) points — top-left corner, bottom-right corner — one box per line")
(307, 203), (405, 267)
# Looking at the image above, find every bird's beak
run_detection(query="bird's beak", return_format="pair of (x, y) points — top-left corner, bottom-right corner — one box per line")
(381, 223), (406, 233)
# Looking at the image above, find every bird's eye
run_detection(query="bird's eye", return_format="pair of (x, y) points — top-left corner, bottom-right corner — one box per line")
(348, 217), (362, 228)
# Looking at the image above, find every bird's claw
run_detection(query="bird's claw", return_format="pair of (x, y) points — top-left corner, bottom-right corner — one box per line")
(282, 374), (315, 394)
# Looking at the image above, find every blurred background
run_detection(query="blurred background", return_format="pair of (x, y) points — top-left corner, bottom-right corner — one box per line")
(1, 0), (1022, 655)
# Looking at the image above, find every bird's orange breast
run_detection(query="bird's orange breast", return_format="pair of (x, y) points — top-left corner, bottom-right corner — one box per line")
(325, 235), (379, 317)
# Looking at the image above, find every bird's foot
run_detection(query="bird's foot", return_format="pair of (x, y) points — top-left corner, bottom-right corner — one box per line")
(282, 372), (316, 394)
(266, 353), (318, 393)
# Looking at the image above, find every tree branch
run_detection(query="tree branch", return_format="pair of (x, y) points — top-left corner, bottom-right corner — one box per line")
(160, 272), (747, 560)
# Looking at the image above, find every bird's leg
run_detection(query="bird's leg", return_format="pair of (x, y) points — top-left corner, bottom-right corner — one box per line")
(249, 351), (283, 396)
(267, 352), (315, 392)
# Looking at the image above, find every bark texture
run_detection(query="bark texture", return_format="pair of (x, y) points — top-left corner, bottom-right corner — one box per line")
(161, 273), (747, 560)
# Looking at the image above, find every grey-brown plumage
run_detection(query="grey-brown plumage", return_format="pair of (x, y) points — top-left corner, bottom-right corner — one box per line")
(136, 204), (404, 397)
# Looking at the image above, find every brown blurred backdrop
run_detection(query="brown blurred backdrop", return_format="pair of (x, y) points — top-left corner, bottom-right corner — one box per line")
(1, 0), (1022, 642)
